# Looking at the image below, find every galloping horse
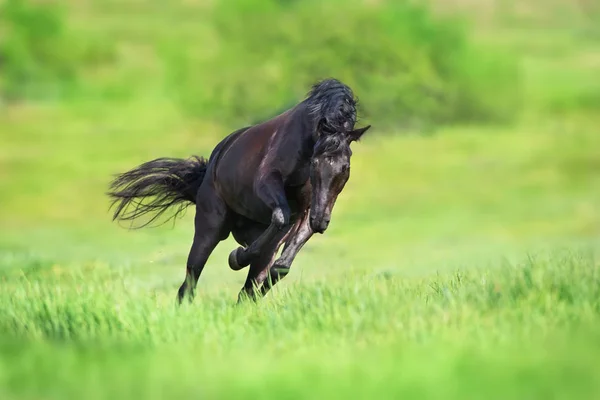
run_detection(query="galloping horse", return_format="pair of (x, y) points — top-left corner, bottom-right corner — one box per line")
(107, 78), (371, 303)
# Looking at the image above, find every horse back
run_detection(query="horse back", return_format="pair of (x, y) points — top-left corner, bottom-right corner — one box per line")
(214, 107), (299, 178)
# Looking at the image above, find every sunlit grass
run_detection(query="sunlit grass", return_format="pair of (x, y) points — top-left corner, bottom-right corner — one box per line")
(0, 249), (598, 399)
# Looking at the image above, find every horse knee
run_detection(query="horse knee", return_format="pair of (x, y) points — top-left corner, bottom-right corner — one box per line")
(272, 206), (290, 228)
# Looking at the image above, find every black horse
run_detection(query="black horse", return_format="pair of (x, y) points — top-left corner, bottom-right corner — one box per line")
(107, 78), (371, 303)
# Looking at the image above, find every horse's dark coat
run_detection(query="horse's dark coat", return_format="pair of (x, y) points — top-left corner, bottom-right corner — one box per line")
(107, 78), (371, 303)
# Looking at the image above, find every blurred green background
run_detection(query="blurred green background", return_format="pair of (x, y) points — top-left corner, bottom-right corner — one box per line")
(0, 0), (599, 399)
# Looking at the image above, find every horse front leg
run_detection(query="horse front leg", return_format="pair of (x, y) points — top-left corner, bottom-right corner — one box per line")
(261, 210), (313, 296)
(228, 173), (290, 270)
(237, 227), (291, 303)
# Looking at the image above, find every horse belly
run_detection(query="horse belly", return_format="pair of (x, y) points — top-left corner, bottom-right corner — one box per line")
(214, 158), (273, 225)
(225, 183), (272, 225)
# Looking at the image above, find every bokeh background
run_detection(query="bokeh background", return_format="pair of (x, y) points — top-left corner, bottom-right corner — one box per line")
(0, 0), (599, 398)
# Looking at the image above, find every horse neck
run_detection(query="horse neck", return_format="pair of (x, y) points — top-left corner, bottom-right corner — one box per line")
(292, 102), (321, 148)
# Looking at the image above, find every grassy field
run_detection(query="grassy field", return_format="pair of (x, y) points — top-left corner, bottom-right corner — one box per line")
(1, 0), (600, 399)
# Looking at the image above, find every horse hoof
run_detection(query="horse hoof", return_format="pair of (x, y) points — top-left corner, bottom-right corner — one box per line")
(228, 247), (247, 271)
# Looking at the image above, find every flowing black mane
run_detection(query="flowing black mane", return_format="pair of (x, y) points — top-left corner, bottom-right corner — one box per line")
(304, 78), (358, 134)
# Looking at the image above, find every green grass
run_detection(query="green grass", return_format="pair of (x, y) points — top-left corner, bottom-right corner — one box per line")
(0, 250), (599, 399)
(1, 0), (600, 398)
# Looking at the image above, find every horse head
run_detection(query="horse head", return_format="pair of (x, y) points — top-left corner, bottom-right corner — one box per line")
(309, 125), (371, 233)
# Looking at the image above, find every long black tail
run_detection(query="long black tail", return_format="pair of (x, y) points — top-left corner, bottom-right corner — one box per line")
(107, 156), (208, 228)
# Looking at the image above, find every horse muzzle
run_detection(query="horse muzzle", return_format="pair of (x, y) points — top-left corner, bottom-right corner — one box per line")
(310, 215), (330, 234)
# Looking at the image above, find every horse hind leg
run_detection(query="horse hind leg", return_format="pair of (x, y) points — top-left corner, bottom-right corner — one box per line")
(177, 186), (230, 304)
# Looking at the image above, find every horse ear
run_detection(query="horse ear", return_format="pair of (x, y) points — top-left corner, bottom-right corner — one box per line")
(347, 125), (371, 143)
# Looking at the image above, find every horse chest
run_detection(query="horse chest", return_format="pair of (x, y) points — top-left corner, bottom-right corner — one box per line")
(285, 163), (310, 187)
